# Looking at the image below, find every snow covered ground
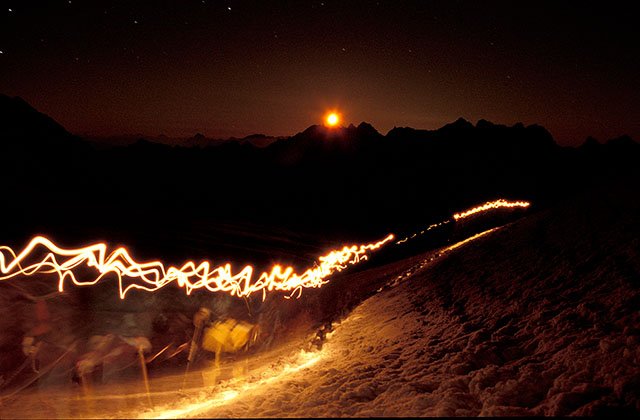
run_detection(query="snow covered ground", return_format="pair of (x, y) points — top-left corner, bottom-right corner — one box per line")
(133, 183), (639, 417)
(2, 184), (638, 418)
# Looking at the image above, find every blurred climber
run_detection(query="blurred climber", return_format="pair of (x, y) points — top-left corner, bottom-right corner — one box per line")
(310, 322), (333, 351)
(187, 307), (211, 365)
(74, 333), (152, 385)
(200, 318), (261, 384)
(182, 306), (212, 388)
(310, 325), (326, 350)
(21, 301), (52, 374)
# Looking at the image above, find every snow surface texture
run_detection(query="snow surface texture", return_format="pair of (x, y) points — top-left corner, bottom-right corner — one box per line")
(177, 184), (639, 417)
(4, 185), (637, 418)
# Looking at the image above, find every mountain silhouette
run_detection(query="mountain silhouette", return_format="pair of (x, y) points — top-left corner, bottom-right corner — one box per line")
(1, 97), (638, 419)
(181, 133), (227, 148)
(264, 121), (384, 165)
(0, 95), (70, 139)
(607, 134), (638, 149)
(0, 95), (638, 265)
(0, 95), (88, 155)
(580, 136), (601, 150)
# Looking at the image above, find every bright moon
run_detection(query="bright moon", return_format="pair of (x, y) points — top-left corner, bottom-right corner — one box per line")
(326, 113), (339, 126)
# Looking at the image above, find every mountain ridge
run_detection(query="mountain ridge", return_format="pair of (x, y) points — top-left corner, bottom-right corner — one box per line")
(2, 94), (637, 151)
(0, 93), (639, 278)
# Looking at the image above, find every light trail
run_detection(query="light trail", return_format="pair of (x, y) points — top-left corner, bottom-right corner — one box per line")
(395, 221), (449, 245)
(0, 235), (393, 300)
(452, 199), (530, 220)
(139, 349), (322, 419)
(384, 227), (501, 290)
(0, 199), (530, 417)
(442, 226), (499, 252)
(0, 199), (529, 300)
(395, 199), (529, 245)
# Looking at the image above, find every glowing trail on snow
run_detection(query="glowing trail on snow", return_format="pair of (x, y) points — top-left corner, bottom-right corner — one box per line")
(140, 349), (322, 419)
(453, 199), (530, 220)
(0, 199), (529, 300)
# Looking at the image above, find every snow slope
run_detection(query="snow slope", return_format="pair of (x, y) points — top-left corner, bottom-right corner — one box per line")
(168, 183), (639, 417)
(4, 184), (637, 418)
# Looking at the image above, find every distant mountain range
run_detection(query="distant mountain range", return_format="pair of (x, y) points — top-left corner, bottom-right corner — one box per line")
(1, 94), (638, 266)
(83, 132), (285, 149)
(1, 94), (635, 152)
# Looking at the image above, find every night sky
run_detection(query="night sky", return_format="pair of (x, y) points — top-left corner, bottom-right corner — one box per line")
(1, 1), (638, 145)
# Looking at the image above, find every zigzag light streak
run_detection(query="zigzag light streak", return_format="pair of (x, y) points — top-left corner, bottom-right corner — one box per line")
(0, 235), (394, 300)
(0, 199), (529, 300)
